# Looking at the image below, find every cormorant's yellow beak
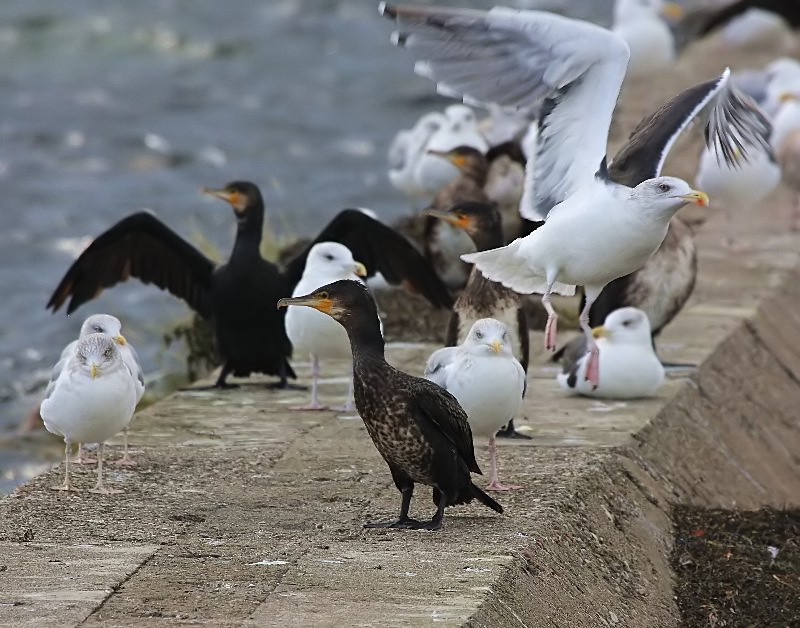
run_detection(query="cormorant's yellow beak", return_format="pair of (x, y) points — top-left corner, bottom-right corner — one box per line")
(201, 187), (243, 211)
(277, 295), (333, 315)
(591, 326), (607, 339)
(489, 340), (502, 353)
(113, 334), (127, 346)
(354, 262), (368, 278)
(679, 190), (709, 207)
(90, 363), (98, 379)
(422, 208), (471, 230)
(426, 148), (465, 169)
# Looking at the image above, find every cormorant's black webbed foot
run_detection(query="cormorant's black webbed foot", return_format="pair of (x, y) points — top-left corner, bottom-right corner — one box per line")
(363, 516), (441, 531)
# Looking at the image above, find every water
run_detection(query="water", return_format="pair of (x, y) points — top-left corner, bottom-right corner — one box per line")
(0, 0), (612, 493)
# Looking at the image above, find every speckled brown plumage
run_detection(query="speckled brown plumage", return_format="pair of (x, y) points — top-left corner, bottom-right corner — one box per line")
(424, 146), (491, 288)
(278, 280), (502, 530)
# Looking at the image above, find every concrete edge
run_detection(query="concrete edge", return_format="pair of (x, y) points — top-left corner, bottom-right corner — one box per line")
(467, 264), (800, 626)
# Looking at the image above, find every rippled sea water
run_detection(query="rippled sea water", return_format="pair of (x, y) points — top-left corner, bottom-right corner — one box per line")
(0, 0), (611, 493)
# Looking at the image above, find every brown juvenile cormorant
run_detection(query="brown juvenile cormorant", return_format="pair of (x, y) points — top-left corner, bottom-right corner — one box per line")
(423, 145), (491, 289)
(47, 182), (453, 389)
(423, 201), (531, 439)
(278, 279), (502, 531)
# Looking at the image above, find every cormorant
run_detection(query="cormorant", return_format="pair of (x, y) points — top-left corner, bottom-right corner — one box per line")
(423, 145), (491, 288)
(278, 279), (502, 531)
(47, 182), (453, 389)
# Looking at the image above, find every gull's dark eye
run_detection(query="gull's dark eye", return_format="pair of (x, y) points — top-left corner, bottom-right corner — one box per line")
(93, 325), (103, 333)
(475, 330), (483, 340)
(658, 183), (670, 193)
(623, 319), (633, 327)
(324, 253), (334, 261)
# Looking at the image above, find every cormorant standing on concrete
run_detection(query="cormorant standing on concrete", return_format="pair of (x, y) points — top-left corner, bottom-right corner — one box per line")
(47, 183), (453, 389)
(278, 279), (502, 531)
(49, 181), (295, 389)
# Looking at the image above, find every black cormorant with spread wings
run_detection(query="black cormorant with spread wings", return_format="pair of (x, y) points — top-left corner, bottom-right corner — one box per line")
(47, 181), (453, 389)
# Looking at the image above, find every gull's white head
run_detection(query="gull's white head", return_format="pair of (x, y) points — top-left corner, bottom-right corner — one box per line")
(444, 104), (478, 128)
(592, 307), (652, 345)
(74, 333), (122, 379)
(304, 242), (367, 283)
(464, 318), (513, 357)
(632, 176), (709, 214)
(79, 314), (126, 346)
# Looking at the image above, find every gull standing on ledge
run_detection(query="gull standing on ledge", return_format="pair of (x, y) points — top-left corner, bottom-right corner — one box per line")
(380, 3), (710, 387)
(41, 333), (137, 493)
(45, 314), (145, 465)
(425, 318), (526, 491)
(285, 242), (368, 411)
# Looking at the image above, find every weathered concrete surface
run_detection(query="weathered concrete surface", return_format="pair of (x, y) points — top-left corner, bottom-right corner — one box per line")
(2, 38), (800, 628)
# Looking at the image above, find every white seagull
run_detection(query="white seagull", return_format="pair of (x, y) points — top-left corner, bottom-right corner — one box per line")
(41, 333), (138, 493)
(285, 242), (368, 410)
(47, 314), (145, 465)
(380, 4), (770, 387)
(612, 0), (680, 79)
(557, 307), (665, 399)
(425, 318), (526, 491)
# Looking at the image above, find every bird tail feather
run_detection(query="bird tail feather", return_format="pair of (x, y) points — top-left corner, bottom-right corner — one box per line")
(469, 482), (504, 514)
(461, 240), (575, 296)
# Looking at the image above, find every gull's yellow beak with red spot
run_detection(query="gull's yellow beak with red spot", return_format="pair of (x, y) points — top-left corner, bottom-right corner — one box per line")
(680, 190), (710, 207)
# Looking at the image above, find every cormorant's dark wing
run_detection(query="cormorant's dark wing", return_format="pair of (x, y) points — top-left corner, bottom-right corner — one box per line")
(47, 211), (215, 318)
(673, 0), (800, 52)
(608, 69), (771, 187)
(283, 209), (453, 308)
(413, 381), (481, 474)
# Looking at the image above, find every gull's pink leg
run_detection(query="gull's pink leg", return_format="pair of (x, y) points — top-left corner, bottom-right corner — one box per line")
(291, 355), (328, 411)
(541, 286), (557, 351)
(485, 435), (523, 492)
(53, 439), (79, 491)
(584, 341), (600, 388)
(90, 443), (122, 494)
(580, 286), (604, 389)
(73, 443), (97, 464)
(331, 362), (356, 412)
(114, 427), (137, 466)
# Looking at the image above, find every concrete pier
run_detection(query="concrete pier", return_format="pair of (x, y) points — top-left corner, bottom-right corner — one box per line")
(2, 39), (799, 627)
